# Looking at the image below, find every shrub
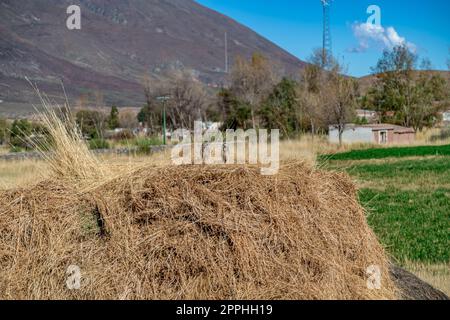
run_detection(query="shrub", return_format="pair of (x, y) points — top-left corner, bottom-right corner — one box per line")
(9, 145), (25, 153)
(111, 129), (135, 141)
(9, 119), (33, 150)
(89, 138), (110, 150)
(429, 129), (450, 142)
(134, 137), (163, 154)
(0, 118), (9, 145)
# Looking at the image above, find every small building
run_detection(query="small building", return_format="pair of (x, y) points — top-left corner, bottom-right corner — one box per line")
(329, 124), (415, 145)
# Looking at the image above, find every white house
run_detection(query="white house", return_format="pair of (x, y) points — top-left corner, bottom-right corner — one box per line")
(329, 124), (415, 145)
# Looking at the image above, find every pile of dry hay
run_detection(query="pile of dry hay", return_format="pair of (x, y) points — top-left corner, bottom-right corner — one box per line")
(0, 163), (399, 299)
(0, 106), (398, 300)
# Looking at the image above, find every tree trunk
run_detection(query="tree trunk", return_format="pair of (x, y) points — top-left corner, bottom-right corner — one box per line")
(251, 108), (256, 130)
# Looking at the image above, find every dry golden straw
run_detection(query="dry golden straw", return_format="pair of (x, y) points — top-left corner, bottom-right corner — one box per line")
(0, 100), (398, 300)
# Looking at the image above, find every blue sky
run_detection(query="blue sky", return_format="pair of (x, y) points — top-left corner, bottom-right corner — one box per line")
(196, 0), (450, 77)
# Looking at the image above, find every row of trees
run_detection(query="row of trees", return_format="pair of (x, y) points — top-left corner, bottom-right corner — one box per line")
(2, 46), (447, 150)
(135, 51), (361, 144)
(133, 46), (449, 145)
(48, 45), (450, 147)
(217, 50), (359, 144)
(75, 106), (138, 139)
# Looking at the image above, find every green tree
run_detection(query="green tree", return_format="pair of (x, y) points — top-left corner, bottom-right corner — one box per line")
(137, 104), (161, 133)
(108, 106), (120, 130)
(137, 105), (151, 124)
(218, 88), (252, 130)
(259, 78), (299, 137)
(75, 110), (106, 139)
(10, 119), (33, 150)
(0, 118), (9, 145)
(363, 45), (417, 123)
(364, 45), (449, 130)
(408, 73), (448, 131)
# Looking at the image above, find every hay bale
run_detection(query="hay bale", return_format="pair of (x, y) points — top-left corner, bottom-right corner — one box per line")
(390, 265), (449, 300)
(0, 162), (398, 299)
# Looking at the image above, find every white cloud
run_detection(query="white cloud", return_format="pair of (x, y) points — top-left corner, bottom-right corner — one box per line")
(350, 22), (416, 53)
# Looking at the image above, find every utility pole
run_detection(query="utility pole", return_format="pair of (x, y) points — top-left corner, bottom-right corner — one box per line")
(224, 31), (229, 73)
(157, 95), (171, 145)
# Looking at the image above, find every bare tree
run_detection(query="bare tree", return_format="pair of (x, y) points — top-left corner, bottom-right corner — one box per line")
(298, 51), (327, 136)
(230, 53), (278, 129)
(141, 70), (208, 131)
(141, 74), (166, 131)
(167, 69), (207, 129)
(323, 64), (358, 145)
(119, 110), (139, 129)
(297, 49), (340, 138)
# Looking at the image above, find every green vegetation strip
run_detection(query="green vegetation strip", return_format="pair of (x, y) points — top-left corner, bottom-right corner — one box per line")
(320, 144), (450, 161)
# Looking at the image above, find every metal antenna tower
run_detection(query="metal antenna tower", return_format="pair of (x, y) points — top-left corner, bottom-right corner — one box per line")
(321, 0), (332, 67)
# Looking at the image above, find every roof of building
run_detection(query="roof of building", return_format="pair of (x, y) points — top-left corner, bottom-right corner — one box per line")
(362, 124), (415, 133)
(330, 124), (415, 134)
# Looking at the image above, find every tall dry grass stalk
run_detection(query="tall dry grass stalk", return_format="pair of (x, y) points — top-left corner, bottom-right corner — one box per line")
(30, 88), (108, 188)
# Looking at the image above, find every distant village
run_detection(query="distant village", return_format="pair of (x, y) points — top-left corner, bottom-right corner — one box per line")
(1, 45), (450, 154)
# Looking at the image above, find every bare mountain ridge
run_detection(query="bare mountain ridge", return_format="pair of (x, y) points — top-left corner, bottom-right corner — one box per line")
(0, 0), (306, 116)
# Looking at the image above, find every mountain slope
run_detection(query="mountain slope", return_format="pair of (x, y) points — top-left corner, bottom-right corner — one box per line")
(0, 0), (307, 115)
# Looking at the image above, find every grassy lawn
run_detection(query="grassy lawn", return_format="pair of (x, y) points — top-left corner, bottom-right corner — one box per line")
(340, 157), (450, 190)
(324, 146), (450, 294)
(361, 187), (449, 263)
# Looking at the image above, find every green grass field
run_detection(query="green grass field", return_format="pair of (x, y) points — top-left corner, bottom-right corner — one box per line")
(323, 145), (450, 294)
(320, 144), (450, 161)
(361, 187), (449, 263)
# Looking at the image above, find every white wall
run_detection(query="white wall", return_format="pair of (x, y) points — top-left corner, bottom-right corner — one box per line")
(329, 126), (374, 144)
(443, 112), (450, 122)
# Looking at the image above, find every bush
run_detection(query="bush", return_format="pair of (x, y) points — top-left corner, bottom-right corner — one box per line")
(134, 137), (163, 154)
(111, 129), (135, 142)
(9, 146), (26, 153)
(89, 138), (110, 150)
(429, 129), (450, 142)
(0, 118), (9, 145)
(9, 119), (33, 150)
